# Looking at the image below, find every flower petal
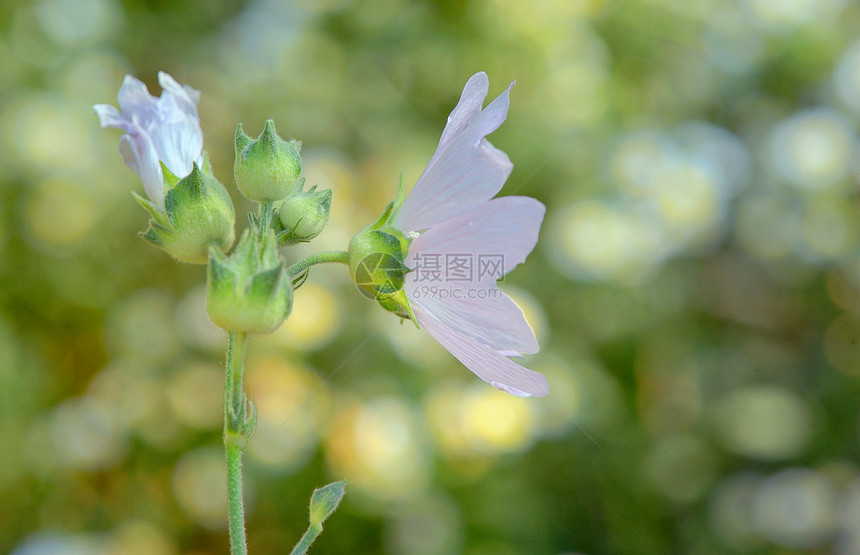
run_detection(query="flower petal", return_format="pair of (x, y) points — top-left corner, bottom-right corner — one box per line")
(93, 104), (125, 128)
(406, 196), (546, 284)
(406, 281), (539, 355)
(394, 80), (515, 233)
(158, 71), (201, 115)
(148, 119), (203, 179)
(428, 71), (489, 169)
(116, 75), (158, 116)
(94, 72), (204, 208)
(403, 196), (544, 354)
(119, 133), (163, 206)
(413, 304), (549, 397)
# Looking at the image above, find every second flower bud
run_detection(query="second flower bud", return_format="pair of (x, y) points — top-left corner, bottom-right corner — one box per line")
(206, 230), (293, 334)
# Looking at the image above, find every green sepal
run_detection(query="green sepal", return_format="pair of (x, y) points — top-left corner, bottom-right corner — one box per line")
(205, 230), (293, 334)
(378, 289), (417, 322)
(248, 264), (285, 300)
(207, 247), (233, 292)
(160, 162), (180, 190)
(132, 191), (168, 226)
(348, 215), (414, 320)
(235, 123), (252, 154)
(368, 173), (406, 230)
(132, 164), (235, 264)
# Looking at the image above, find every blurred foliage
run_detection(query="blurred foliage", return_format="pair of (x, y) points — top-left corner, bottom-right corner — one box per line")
(3, 0), (860, 553)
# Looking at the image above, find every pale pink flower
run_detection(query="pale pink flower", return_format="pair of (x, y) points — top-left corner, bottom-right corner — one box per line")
(94, 71), (203, 208)
(396, 72), (548, 397)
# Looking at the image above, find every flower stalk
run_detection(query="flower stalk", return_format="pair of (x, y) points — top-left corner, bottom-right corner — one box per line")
(224, 330), (254, 555)
(288, 250), (350, 277)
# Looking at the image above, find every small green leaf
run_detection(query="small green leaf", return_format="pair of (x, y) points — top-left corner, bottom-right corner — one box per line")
(309, 480), (347, 527)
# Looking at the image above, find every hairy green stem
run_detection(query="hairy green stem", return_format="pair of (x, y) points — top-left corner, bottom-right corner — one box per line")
(289, 523), (323, 555)
(258, 201), (275, 238)
(224, 331), (251, 555)
(288, 250), (349, 277)
(226, 442), (247, 555)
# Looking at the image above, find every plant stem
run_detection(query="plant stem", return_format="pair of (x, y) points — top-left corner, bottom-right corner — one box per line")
(224, 331), (251, 555)
(226, 441), (247, 555)
(259, 201), (275, 238)
(289, 523), (323, 555)
(288, 250), (349, 277)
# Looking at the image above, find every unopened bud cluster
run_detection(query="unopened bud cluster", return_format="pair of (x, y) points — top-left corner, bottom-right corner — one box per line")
(98, 75), (331, 333)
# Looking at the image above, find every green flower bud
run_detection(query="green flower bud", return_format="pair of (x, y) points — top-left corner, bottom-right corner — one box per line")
(234, 120), (303, 203)
(135, 161), (235, 264)
(206, 229), (293, 334)
(347, 183), (414, 320)
(275, 184), (332, 245)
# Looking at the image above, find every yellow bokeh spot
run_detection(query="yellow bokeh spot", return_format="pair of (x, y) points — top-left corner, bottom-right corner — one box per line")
(326, 397), (430, 501)
(712, 386), (812, 461)
(4, 95), (95, 172)
(245, 356), (330, 469)
(610, 132), (666, 191)
(269, 281), (340, 350)
(166, 362), (223, 430)
(462, 388), (535, 452)
(424, 385), (473, 457)
(171, 448), (227, 530)
(771, 110), (852, 189)
(425, 383), (538, 458)
(107, 520), (175, 555)
(549, 200), (660, 282)
(25, 178), (97, 250)
(654, 163), (719, 229)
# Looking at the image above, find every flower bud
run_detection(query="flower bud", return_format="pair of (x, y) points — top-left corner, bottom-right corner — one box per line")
(347, 199), (414, 320)
(275, 184), (332, 245)
(136, 161), (235, 264)
(206, 230), (293, 334)
(234, 120), (302, 203)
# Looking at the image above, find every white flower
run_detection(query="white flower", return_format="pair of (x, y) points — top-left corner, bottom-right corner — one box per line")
(94, 71), (203, 207)
(397, 72), (548, 397)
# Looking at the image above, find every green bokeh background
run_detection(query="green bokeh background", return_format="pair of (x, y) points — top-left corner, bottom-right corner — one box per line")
(4, 0), (860, 553)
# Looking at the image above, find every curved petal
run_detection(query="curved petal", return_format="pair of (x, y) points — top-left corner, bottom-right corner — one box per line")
(394, 80), (515, 233)
(117, 135), (140, 175)
(158, 71), (200, 116)
(405, 196), (545, 285)
(149, 119), (203, 178)
(406, 281), (539, 354)
(119, 133), (163, 206)
(414, 305), (549, 397)
(116, 75), (158, 116)
(429, 71), (489, 168)
(93, 104), (125, 128)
